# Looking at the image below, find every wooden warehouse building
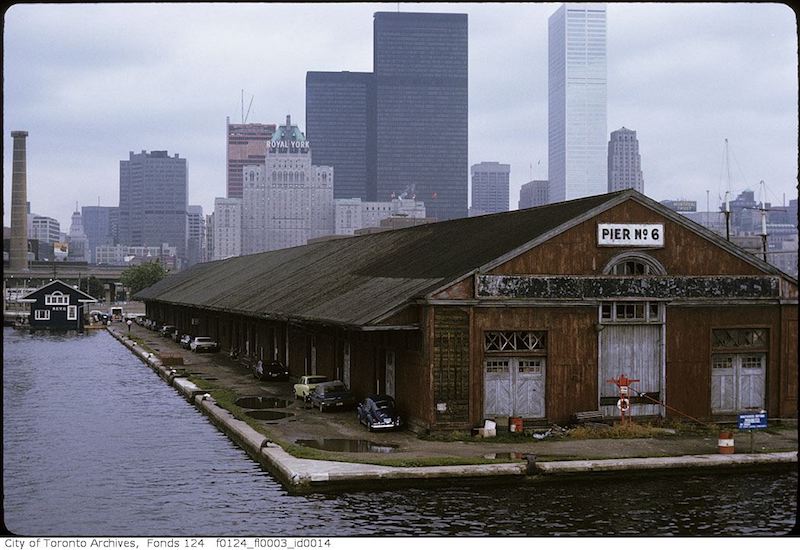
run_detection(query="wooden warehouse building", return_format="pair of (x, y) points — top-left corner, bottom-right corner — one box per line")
(137, 190), (798, 431)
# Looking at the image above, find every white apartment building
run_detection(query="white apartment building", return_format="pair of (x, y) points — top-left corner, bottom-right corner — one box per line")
(31, 215), (61, 243)
(95, 243), (177, 266)
(241, 115), (334, 253)
(213, 197), (242, 260)
(334, 198), (427, 235)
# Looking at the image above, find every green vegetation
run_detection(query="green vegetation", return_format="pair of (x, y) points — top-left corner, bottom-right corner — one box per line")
(128, 336), (155, 354)
(121, 261), (168, 295)
(79, 276), (105, 300)
(568, 423), (666, 440)
(281, 443), (516, 467)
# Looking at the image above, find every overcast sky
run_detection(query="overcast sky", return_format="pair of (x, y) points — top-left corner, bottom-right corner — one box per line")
(3, 2), (797, 230)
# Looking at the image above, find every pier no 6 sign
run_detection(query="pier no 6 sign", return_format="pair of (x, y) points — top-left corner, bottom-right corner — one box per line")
(598, 223), (664, 247)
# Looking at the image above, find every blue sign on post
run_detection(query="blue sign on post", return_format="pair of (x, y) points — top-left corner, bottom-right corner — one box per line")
(738, 412), (768, 430)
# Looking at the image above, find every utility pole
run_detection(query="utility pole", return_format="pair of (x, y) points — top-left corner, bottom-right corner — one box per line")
(724, 190), (731, 241)
(759, 180), (768, 262)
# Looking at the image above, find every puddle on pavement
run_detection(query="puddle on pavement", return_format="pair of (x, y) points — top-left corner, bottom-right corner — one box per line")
(245, 410), (294, 421)
(235, 396), (289, 409)
(295, 438), (399, 453)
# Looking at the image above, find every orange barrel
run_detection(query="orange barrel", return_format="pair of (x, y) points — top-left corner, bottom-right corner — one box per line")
(718, 431), (735, 454)
(509, 417), (524, 433)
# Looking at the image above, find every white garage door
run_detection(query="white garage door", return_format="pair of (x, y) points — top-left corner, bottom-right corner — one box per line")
(599, 324), (662, 417)
(711, 353), (765, 413)
(484, 358), (546, 419)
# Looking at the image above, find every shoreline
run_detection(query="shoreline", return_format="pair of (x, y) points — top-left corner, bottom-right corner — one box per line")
(106, 326), (798, 494)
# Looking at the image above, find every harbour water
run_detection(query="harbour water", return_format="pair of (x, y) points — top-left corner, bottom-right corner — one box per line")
(3, 328), (797, 536)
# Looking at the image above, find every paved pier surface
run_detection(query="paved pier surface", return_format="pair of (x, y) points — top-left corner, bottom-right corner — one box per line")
(108, 322), (798, 492)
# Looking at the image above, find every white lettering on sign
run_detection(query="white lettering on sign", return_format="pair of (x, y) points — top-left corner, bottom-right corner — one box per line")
(269, 140), (309, 149)
(598, 223), (664, 247)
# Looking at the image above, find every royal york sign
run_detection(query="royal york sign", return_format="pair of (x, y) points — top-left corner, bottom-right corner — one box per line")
(269, 140), (309, 149)
(597, 223), (664, 247)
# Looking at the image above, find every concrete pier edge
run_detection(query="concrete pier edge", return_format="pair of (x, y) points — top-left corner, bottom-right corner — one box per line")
(107, 327), (798, 493)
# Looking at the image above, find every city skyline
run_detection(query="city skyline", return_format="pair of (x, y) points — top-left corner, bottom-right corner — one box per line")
(3, 3), (797, 229)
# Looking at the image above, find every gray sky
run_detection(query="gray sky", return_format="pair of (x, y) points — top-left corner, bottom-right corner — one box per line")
(3, 2), (797, 230)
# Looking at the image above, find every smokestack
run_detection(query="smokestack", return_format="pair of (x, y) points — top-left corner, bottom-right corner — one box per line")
(10, 131), (29, 271)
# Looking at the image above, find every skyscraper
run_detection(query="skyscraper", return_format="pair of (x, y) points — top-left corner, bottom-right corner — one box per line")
(82, 205), (117, 264)
(241, 115), (334, 253)
(226, 119), (276, 199)
(470, 162), (510, 216)
(374, 12), (468, 220)
(306, 71), (375, 200)
(518, 180), (550, 209)
(548, 3), (607, 203)
(187, 204), (205, 266)
(212, 198), (241, 261)
(607, 127), (644, 193)
(118, 150), (188, 259)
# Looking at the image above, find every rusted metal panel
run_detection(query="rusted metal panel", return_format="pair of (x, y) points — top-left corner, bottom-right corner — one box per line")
(476, 275), (781, 300)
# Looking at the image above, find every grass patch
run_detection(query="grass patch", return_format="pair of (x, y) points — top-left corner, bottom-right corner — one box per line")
(568, 423), (666, 439)
(129, 336), (155, 354)
(281, 443), (514, 467)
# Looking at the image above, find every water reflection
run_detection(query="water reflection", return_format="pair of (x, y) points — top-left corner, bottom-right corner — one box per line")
(295, 438), (399, 453)
(235, 396), (290, 409)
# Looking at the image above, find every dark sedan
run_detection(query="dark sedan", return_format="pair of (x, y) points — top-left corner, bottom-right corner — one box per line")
(357, 395), (402, 431)
(253, 359), (289, 381)
(308, 381), (356, 412)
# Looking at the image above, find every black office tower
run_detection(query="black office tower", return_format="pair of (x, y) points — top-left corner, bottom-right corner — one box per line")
(306, 71), (376, 200)
(374, 12), (468, 220)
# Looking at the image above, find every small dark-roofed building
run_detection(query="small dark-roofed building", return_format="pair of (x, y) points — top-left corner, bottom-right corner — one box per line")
(19, 279), (98, 331)
(137, 190), (798, 432)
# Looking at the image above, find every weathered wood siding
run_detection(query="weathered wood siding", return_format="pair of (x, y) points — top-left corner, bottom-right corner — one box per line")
(780, 305), (798, 417)
(472, 307), (598, 424)
(490, 201), (766, 277)
(432, 307), (471, 428)
(665, 305), (782, 419)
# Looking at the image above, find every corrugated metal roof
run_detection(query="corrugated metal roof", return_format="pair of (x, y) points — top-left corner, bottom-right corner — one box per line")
(136, 192), (625, 326)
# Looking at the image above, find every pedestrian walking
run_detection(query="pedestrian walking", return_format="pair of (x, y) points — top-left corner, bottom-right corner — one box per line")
(127, 319), (132, 333)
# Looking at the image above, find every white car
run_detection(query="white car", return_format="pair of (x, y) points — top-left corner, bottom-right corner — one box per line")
(190, 336), (219, 353)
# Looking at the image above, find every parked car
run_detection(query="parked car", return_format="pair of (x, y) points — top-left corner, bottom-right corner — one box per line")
(357, 395), (402, 431)
(309, 380), (356, 412)
(293, 375), (328, 401)
(253, 359), (289, 381)
(159, 325), (176, 337)
(190, 336), (220, 353)
(179, 334), (193, 349)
